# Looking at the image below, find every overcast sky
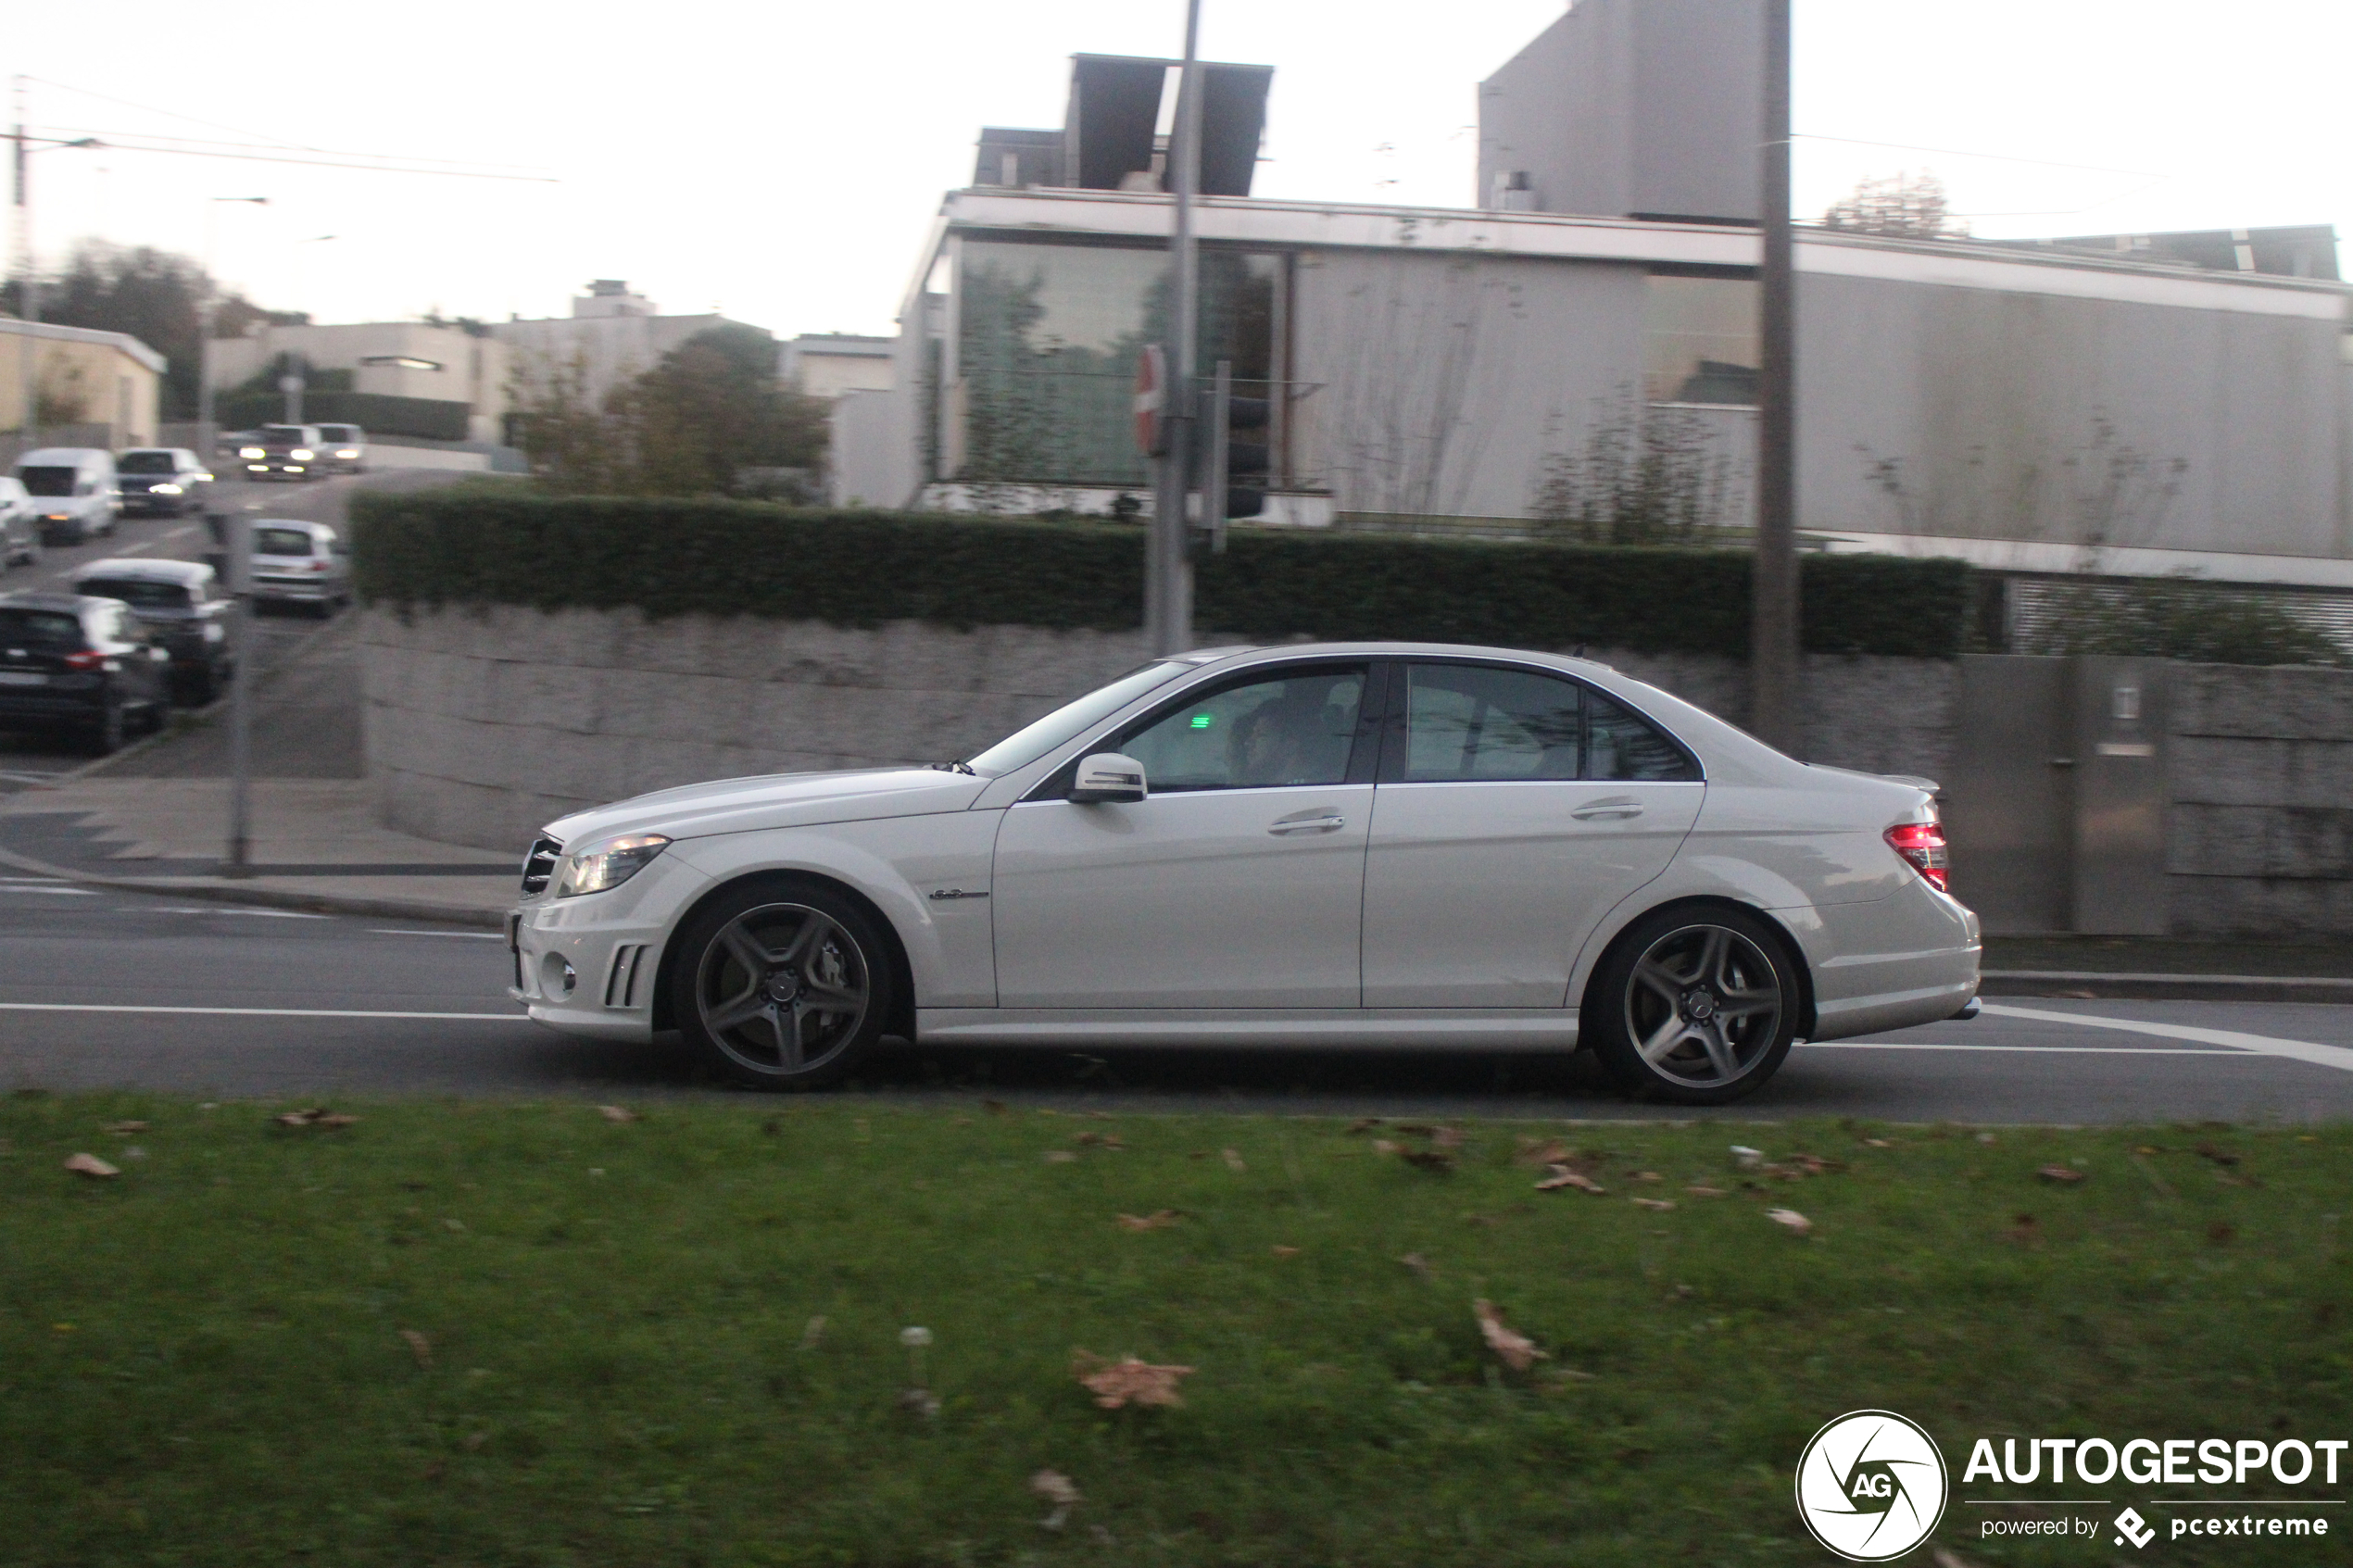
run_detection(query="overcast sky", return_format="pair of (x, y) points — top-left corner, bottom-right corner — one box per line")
(6, 1), (2347, 339)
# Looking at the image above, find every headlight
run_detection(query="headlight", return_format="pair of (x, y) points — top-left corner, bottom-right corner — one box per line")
(553, 833), (671, 897)
(239, 446), (265, 458)
(335, 449), (359, 459)
(153, 483), (182, 495)
(291, 448), (315, 461)
(203, 622), (226, 644)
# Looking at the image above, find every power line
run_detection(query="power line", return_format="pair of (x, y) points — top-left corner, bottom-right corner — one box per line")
(22, 73), (341, 154)
(31, 127), (556, 182)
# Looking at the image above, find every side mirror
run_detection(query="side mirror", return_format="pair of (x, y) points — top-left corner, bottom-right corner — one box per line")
(1069, 752), (1148, 804)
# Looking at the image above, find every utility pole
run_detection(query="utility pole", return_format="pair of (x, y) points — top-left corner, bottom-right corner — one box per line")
(1147, 0), (1205, 658)
(1750, 0), (1801, 751)
(223, 509), (255, 876)
(11, 80), (37, 454)
(198, 196), (268, 459)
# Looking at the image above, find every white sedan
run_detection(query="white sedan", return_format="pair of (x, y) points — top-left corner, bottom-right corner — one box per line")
(509, 643), (1980, 1103)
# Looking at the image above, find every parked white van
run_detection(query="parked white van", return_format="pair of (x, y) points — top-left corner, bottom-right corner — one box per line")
(13, 448), (120, 546)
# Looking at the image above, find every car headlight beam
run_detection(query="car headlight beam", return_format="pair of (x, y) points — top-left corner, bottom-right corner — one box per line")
(239, 446), (265, 458)
(553, 833), (672, 897)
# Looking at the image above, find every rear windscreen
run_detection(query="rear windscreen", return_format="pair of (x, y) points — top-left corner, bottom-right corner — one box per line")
(0, 608), (86, 645)
(255, 528), (316, 557)
(79, 579), (193, 609)
(118, 452), (176, 474)
(19, 467), (76, 497)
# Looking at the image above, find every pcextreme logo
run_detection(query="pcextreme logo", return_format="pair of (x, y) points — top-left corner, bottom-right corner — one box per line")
(1795, 1410), (1951, 1562)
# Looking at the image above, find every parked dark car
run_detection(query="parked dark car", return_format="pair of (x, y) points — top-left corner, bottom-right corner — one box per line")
(69, 558), (235, 704)
(115, 448), (215, 517)
(0, 592), (172, 753)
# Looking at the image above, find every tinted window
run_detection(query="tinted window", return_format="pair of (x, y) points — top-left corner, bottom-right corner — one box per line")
(79, 578), (193, 609)
(1401, 664), (1583, 781)
(1585, 690), (1699, 781)
(0, 608), (86, 645)
(255, 528), (317, 557)
(118, 451), (177, 474)
(19, 466), (76, 497)
(1120, 666), (1365, 791)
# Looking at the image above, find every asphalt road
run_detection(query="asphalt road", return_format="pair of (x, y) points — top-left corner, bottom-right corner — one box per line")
(6, 878), (2352, 1122)
(0, 469), (450, 787)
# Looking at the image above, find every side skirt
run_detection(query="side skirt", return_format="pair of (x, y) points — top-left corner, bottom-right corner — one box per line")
(915, 1008), (1580, 1051)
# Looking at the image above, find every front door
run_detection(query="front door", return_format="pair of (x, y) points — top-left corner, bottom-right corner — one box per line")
(990, 662), (1377, 1009)
(1362, 661), (1703, 1007)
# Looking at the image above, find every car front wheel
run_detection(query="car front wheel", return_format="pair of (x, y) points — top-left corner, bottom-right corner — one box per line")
(671, 881), (893, 1091)
(1586, 906), (1800, 1105)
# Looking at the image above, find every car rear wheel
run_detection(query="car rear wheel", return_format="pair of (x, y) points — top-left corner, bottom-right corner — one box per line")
(84, 698), (127, 757)
(671, 881), (893, 1091)
(1586, 906), (1800, 1105)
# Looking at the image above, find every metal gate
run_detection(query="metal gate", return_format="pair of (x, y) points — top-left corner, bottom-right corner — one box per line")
(1942, 655), (2170, 935)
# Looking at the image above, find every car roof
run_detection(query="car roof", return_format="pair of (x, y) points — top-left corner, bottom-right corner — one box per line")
(14, 448), (111, 465)
(71, 557), (213, 585)
(253, 518), (333, 533)
(0, 590), (106, 614)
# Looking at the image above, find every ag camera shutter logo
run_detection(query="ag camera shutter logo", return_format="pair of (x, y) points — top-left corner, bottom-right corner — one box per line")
(1795, 1410), (1950, 1562)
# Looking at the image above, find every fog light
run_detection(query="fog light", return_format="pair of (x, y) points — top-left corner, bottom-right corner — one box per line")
(540, 952), (577, 997)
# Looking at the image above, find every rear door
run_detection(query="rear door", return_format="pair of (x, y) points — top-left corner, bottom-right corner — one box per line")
(1360, 660), (1704, 1007)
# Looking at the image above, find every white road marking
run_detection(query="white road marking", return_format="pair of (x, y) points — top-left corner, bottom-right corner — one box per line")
(157, 525), (198, 543)
(1804, 1042), (2248, 1055)
(1979, 1002), (2353, 1074)
(0, 1002), (528, 1021)
(146, 906), (330, 920)
(370, 929), (506, 940)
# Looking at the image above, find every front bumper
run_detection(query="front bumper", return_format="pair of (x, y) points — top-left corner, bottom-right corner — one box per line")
(507, 865), (698, 1044)
(253, 576), (338, 602)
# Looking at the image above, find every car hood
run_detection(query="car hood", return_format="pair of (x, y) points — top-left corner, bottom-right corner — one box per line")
(540, 766), (989, 849)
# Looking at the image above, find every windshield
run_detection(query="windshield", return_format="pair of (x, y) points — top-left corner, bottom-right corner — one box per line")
(316, 426), (358, 442)
(259, 426), (307, 443)
(19, 466), (76, 497)
(79, 578), (193, 609)
(118, 451), (176, 474)
(255, 527), (317, 557)
(963, 661), (1192, 776)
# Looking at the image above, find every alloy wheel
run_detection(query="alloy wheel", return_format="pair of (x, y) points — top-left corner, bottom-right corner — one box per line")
(1621, 922), (1785, 1090)
(692, 902), (872, 1078)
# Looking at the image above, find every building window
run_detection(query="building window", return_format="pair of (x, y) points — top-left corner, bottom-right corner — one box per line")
(950, 240), (1279, 485)
(1642, 275), (1756, 407)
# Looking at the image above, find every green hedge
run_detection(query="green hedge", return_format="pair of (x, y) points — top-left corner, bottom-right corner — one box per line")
(220, 392), (472, 443)
(349, 493), (1973, 659)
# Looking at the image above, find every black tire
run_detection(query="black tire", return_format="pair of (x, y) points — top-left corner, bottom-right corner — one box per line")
(84, 698), (127, 757)
(1584, 904), (1802, 1105)
(669, 878), (896, 1091)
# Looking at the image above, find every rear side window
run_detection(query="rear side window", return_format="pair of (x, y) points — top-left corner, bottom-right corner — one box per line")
(19, 467), (75, 497)
(0, 608), (86, 645)
(79, 578), (193, 609)
(255, 528), (316, 557)
(1391, 663), (1698, 783)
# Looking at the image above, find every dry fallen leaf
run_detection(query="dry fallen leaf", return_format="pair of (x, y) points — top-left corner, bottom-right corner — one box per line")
(1430, 1126), (1466, 1151)
(1472, 1298), (1549, 1372)
(2006, 1213), (2040, 1245)
(1270, 1245), (1301, 1259)
(1369, 1139), (1401, 1157)
(2194, 1142), (2243, 1167)
(1030, 1468), (1083, 1506)
(1862, 1137), (1894, 1148)
(1631, 1197), (1677, 1211)
(102, 1121), (148, 1135)
(1072, 1351), (1195, 1409)
(1344, 1116), (1384, 1135)
(316, 1113), (359, 1129)
(1932, 1548), (1984, 1568)
(1535, 1164), (1605, 1194)
(597, 1105), (639, 1124)
(1515, 1137), (1571, 1167)
(64, 1152), (120, 1178)
(399, 1329), (433, 1368)
(1632, 1171), (1663, 1183)
(1115, 1210), (1183, 1231)
(1400, 1148), (1455, 1174)
(274, 1108), (358, 1129)
(898, 1387), (941, 1418)
(981, 1098), (1008, 1115)
(1685, 1185), (1729, 1198)
(1399, 1252), (1433, 1280)
(1075, 1131), (1126, 1149)
(1765, 1207), (1813, 1236)
(1043, 1149), (1079, 1163)
(1220, 1148), (1246, 1172)
(799, 1315), (826, 1349)
(2036, 1164), (2086, 1184)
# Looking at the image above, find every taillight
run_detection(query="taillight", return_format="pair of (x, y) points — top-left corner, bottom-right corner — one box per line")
(1884, 821), (1949, 893)
(62, 650), (106, 671)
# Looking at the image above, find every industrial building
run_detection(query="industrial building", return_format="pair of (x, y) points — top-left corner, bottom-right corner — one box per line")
(835, 0), (2353, 595)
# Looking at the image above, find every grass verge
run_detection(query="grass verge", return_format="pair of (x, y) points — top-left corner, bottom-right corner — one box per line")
(3, 1094), (2347, 1565)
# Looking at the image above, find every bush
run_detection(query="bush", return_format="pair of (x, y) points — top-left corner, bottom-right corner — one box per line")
(348, 492), (1975, 659)
(2014, 577), (2348, 667)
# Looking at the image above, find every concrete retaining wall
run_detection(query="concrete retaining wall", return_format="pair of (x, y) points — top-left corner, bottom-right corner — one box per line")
(2169, 665), (2353, 935)
(359, 607), (1953, 852)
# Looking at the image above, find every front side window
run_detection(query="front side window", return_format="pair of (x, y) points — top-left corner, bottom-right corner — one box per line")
(1119, 666), (1365, 792)
(1393, 663), (1697, 783)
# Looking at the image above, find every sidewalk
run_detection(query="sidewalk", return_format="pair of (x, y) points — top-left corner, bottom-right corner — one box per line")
(0, 777), (513, 926)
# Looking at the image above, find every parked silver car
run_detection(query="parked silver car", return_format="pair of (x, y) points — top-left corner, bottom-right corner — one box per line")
(0, 477), (41, 570)
(248, 519), (352, 615)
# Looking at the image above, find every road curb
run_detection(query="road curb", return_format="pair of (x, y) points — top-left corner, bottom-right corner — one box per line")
(0, 841), (505, 929)
(1981, 970), (2353, 1005)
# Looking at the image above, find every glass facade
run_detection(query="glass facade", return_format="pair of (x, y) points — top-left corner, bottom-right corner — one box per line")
(1642, 275), (1758, 406)
(947, 240), (1279, 485)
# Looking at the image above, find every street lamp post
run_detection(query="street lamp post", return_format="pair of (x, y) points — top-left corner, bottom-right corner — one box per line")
(1146, 0), (1206, 657)
(9, 77), (98, 455)
(197, 196), (268, 461)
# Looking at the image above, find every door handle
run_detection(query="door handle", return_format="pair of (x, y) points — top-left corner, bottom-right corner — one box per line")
(1268, 812), (1347, 834)
(1570, 800), (1643, 821)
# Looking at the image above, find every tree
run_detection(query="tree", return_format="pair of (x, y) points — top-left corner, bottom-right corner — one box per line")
(509, 323), (828, 497)
(2, 241), (283, 420)
(1820, 171), (1969, 240)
